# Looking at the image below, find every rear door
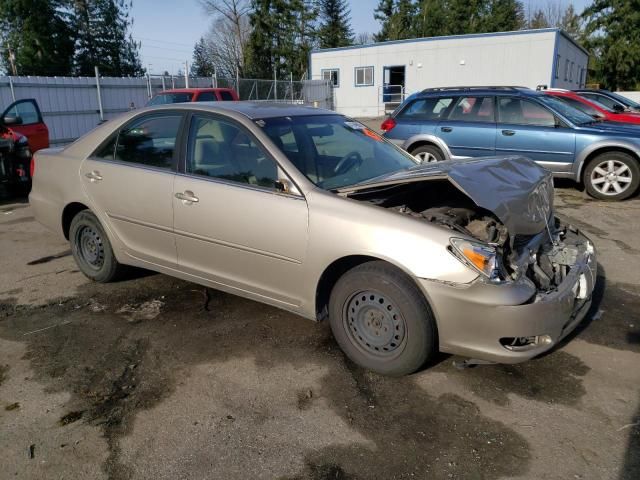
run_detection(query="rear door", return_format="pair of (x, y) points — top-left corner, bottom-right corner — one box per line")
(496, 96), (576, 167)
(390, 96), (454, 140)
(172, 113), (308, 306)
(80, 112), (184, 266)
(436, 96), (497, 158)
(2, 99), (49, 151)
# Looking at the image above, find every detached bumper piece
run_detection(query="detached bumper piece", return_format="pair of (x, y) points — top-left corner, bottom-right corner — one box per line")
(422, 227), (597, 364)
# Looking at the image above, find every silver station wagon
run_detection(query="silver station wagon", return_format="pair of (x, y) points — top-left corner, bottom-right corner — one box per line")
(30, 103), (597, 375)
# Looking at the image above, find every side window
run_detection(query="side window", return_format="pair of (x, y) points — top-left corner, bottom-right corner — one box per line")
(94, 135), (118, 160)
(586, 94), (619, 110)
(397, 97), (453, 120)
(498, 98), (555, 127)
(354, 66), (374, 87)
(322, 69), (339, 87)
(114, 115), (182, 169)
(447, 96), (495, 122)
(5, 100), (40, 125)
(219, 91), (235, 101)
(196, 92), (217, 102)
(187, 115), (278, 189)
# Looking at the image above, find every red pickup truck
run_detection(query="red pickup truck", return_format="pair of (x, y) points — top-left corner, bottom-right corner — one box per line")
(148, 88), (239, 106)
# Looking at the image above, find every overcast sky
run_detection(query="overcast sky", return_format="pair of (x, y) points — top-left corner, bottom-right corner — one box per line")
(131, 0), (590, 76)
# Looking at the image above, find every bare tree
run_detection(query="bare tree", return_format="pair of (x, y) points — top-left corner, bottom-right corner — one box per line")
(199, 0), (251, 77)
(355, 32), (373, 45)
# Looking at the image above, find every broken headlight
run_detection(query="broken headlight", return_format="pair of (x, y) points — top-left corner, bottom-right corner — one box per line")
(449, 238), (502, 282)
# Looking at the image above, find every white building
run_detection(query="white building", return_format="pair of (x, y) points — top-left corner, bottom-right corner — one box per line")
(309, 28), (589, 117)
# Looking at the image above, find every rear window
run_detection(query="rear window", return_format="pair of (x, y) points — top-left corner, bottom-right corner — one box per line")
(397, 97), (452, 121)
(219, 91), (235, 101)
(148, 93), (194, 105)
(195, 92), (217, 102)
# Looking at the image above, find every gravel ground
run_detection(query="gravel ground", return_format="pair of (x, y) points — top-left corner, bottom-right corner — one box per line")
(0, 182), (639, 480)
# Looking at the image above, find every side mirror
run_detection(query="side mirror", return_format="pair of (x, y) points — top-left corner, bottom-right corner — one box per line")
(612, 104), (625, 113)
(3, 115), (22, 125)
(275, 179), (291, 193)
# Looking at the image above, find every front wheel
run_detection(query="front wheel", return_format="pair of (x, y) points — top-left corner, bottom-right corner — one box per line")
(69, 210), (125, 283)
(328, 261), (437, 376)
(583, 152), (639, 201)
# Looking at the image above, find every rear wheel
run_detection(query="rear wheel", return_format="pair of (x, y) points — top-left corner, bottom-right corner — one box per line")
(328, 261), (437, 376)
(583, 151), (639, 201)
(69, 210), (125, 283)
(410, 144), (445, 163)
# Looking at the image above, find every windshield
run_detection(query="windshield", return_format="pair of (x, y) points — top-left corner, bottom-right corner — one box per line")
(537, 95), (596, 125)
(607, 91), (640, 109)
(259, 115), (419, 190)
(148, 92), (193, 106)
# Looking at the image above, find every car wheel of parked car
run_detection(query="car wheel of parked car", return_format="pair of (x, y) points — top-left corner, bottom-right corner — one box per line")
(328, 261), (436, 376)
(584, 152), (640, 201)
(410, 144), (444, 163)
(69, 210), (125, 283)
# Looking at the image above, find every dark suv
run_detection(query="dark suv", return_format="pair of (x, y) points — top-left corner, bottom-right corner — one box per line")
(573, 89), (640, 113)
(382, 86), (640, 201)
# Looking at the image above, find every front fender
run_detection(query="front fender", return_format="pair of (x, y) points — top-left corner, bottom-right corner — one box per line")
(574, 139), (640, 180)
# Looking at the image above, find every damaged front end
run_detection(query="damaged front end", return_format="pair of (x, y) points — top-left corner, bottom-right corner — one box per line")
(339, 156), (597, 362)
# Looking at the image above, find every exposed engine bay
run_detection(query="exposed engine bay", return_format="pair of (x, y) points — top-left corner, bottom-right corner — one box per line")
(347, 178), (584, 292)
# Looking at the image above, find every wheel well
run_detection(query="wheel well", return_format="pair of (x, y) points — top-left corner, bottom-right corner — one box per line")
(62, 202), (89, 240)
(407, 141), (443, 156)
(315, 255), (427, 322)
(580, 147), (640, 183)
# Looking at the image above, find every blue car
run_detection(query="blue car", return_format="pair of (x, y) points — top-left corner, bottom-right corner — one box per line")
(381, 86), (640, 201)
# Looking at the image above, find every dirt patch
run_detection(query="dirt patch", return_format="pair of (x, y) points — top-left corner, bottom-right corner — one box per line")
(0, 273), (531, 479)
(0, 364), (7, 386)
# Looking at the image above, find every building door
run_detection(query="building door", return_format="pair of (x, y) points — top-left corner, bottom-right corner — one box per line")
(383, 66), (406, 104)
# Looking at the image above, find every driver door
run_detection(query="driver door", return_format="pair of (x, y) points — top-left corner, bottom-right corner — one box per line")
(2, 99), (49, 151)
(173, 114), (309, 307)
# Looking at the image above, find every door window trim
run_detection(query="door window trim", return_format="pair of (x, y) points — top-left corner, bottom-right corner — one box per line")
(88, 110), (188, 174)
(444, 95), (497, 123)
(178, 111), (305, 199)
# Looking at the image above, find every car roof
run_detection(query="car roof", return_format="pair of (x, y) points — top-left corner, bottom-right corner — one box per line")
(415, 86), (543, 99)
(148, 101), (338, 119)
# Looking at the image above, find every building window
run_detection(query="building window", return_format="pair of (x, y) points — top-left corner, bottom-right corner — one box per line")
(355, 66), (374, 87)
(565, 59), (570, 81)
(321, 69), (339, 87)
(555, 54), (560, 79)
(570, 61), (575, 82)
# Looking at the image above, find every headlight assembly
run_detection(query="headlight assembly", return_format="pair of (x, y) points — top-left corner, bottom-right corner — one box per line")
(449, 238), (501, 281)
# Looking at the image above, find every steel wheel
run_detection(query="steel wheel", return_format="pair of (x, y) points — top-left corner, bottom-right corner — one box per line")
(344, 290), (407, 357)
(75, 225), (105, 270)
(590, 159), (633, 196)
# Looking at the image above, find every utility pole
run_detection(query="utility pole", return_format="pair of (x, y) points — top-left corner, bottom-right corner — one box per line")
(7, 44), (17, 76)
(184, 61), (189, 88)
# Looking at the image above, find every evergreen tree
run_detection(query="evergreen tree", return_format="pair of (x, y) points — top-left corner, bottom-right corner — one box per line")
(414, 0), (448, 38)
(245, 0), (276, 78)
(0, 0), (74, 75)
(583, 0), (640, 90)
(292, 0), (319, 79)
(72, 0), (143, 76)
(559, 4), (583, 40)
(316, 0), (354, 48)
(191, 37), (215, 76)
(387, 0), (415, 40)
(373, 0), (395, 42)
(528, 9), (550, 29)
(480, 0), (525, 32)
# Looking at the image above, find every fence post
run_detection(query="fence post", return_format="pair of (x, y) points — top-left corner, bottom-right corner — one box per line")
(171, 75), (175, 89)
(161, 75), (166, 91)
(8, 76), (16, 101)
(290, 73), (293, 102)
(146, 73), (152, 98)
(184, 62), (189, 88)
(94, 67), (104, 122)
(274, 66), (277, 101)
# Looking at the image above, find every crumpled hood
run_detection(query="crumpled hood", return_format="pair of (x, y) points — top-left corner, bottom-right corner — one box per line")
(339, 156), (554, 236)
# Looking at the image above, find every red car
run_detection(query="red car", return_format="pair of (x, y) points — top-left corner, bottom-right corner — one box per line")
(1, 99), (49, 195)
(148, 88), (239, 106)
(543, 89), (640, 125)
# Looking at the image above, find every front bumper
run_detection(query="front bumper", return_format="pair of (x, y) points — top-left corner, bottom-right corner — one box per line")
(421, 228), (597, 364)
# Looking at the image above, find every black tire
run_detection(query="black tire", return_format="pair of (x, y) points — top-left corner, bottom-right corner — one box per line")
(328, 261), (437, 376)
(410, 144), (445, 163)
(69, 210), (125, 283)
(583, 151), (640, 201)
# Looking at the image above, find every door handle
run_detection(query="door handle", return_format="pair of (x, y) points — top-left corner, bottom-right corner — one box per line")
(441, 127), (453, 132)
(501, 130), (516, 136)
(175, 191), (199, 204)
(85, 170), (103, 182)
